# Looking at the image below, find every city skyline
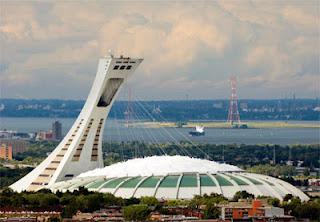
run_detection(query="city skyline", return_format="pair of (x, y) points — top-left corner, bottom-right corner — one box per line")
(0, 1), (319, 100)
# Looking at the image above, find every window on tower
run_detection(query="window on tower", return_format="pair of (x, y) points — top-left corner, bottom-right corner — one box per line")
(97, 78), (124, 107)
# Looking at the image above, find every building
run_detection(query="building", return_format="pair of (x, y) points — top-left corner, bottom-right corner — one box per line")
(0, 139), (27, 156)
(10, 54), (143, 192)
(150, 212), (199, 221)
(0, 130), (33, 140)
(72, 208), (123, 221)
(0, 210), (61, 222)
(52, 121), (62, 141)
(0, 143), (12, 160)
(220, 199), (294, 221)
(36, 131), (53, 141)
(49, 155), (309, 201)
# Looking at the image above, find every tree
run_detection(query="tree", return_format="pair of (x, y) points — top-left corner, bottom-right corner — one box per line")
(165, 199), (190, 207)
(294, 201), (320, 220)
(189, 193), (227, 209)
(103, 193), (124, 206)
(303, 168), (310, 176)
(124, 197), (140, 206)
(203, 202), (220, 219)
(282, 197), (301, 215)
(123, 205), (150, 221)
(140, 196), (159, 206)
(48, 217), (60, 222)
(1, 187), (15, 196)
(283, 194), (293, 202)
(232, 191), (254, 201)
(267, 198), (280, 207)
(38, 193), (59, 208)
(62, 200), (78, 218)
(73, 186), (91, 195)
(85, 193), (104, 212)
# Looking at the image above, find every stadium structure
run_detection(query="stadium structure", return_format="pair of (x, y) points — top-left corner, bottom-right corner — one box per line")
(10, 54), (309, 202)
(49, 156), (309, 201)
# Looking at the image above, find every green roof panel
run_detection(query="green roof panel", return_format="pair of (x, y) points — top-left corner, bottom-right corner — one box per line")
(200, 175), (216, 186)
(260, 178), (274, 186)
(240, 175), (263, 185)
(213, 175), (233, 186)
(139, 176), (162, 188)
(227, 174), (249, 186)
(102, 178), (127, 188)
(159, 175), (179, 188)
(180, 174), (197, 187)
(120, 177), (143, 188)
(86, 179), (109, 189)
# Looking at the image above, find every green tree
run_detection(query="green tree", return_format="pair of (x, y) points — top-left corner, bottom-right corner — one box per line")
(165, 199), (190, 207)
(85, 193), (104, 212)
(62, 200), (78, 218)
(303, 168), (310, 176)
(203, 202), (220, 219)
(232, 191), (254, 201)
(283, 194), (293, 202)
(294, 201), (320, 220)
(123, 204), (150, 221)
(267, 197), (280, 207)
(103, 193), (124, 206)
(39, 193), (59, 208)
(140, 196), (159, 206)
(282, 197), (301, 215)
(189, 193), (227, 209)
(124, 197), (140, 206)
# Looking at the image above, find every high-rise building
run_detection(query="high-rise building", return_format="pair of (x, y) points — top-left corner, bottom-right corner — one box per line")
(52, 121), (62, 141)
(36, 131), (53, 141)
(0, 143), (13, 160)
(0, 139), (27, 156)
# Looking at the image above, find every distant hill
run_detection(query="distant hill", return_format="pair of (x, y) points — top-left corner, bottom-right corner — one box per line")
(0, 98), (319, 121)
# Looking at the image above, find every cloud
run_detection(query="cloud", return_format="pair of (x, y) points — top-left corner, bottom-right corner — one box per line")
(0, 1), (319, 99)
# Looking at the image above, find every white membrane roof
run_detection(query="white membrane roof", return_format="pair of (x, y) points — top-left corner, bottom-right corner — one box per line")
(78, 155), (243, 178)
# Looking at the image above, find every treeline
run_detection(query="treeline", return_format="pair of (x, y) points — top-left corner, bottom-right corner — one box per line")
(6, 141), (320, 169)
(1, 98), (319, 120)
(14, 141), (58, 164)
(103, 142), (320, 168)
(0, 187), (226, 219)
(1, 188), (319, 220)
(0, 167), (33, 188)
(1, 142), (318, 189)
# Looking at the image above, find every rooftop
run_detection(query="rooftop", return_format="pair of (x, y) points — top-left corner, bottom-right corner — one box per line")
(78, 155), (243, 178)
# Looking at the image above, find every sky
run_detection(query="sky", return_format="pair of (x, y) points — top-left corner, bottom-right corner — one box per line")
(0, 0), (319, 100)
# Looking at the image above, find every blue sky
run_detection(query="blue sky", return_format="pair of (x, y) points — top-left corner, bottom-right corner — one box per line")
(0, 1), (319, 100)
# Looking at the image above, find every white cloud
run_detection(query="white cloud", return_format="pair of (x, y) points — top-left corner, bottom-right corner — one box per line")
(0, 0), (319, 99)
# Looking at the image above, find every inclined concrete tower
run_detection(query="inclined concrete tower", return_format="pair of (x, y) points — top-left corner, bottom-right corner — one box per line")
(11, 54), (143, 192)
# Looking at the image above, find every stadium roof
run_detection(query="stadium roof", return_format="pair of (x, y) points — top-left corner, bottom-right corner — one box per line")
(49, 155), (309, 201)
(78, 155), (242, 178)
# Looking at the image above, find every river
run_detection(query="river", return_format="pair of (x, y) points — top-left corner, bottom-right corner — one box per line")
(0, 117), (319, 145)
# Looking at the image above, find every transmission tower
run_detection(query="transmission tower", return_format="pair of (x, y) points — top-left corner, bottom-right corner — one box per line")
(227, 76), (241, 125)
